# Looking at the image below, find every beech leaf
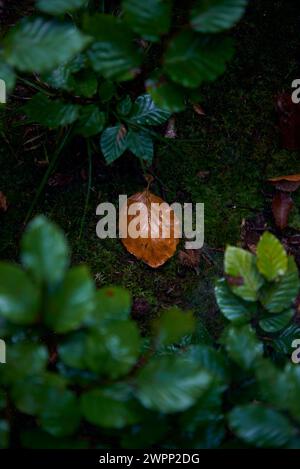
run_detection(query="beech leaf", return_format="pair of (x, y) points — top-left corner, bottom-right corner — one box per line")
(119, 190), (180, 268)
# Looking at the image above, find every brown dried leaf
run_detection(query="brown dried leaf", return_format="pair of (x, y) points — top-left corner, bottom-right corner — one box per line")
(268, 174), (300, 192)
(193, 104), (206, 116)
(272, 192), (294, 230)
(178, 249), (201, 270)
(119, 190), (180, 268)
(0, 192), (8, 212)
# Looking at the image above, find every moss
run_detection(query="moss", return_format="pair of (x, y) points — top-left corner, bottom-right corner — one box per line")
(1, 0), (300, 327)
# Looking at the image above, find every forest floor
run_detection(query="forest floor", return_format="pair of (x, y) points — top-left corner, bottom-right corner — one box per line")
(1, 0), (300, 336)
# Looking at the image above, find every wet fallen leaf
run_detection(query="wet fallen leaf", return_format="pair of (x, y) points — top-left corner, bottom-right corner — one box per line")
(0, 192), (8, 212)
(193, 104), (206, 116)
(275, 93), (300, 150)
(119, 190), (180, 268)
(268, 174), (300, 192)
(272, 192), (294, 230)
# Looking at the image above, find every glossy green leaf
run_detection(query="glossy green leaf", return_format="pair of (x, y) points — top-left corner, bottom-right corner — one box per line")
(260, 256), (300, 313)
(215, 278), (253, 324)
(224, 246), (264, 301)
(4, 18), (89, 73)
(21, 215), (69, 287)
(24, 93), (79, 128)
(229, 404), (296, 448)
(45, 266), (95, 333)
(85, 320), (141, 378)
(256, 232), (287, 281)
(37, 0), (87, 15)
(0, 263), (40, 324)
(117, 95), (133, 116)
(39, 389), (80, 437)
(58, 331), (87, 369)
(273, 324), (300, 355)
(164, 32), (234, 88)
(1, 342), (48, 383)
(221, 324), (263, 370)
(136, 355), (212, 413)
(12, 373), (66, 416)
(259, 309), (294, 333)
(123, 0), (172, 41)
(146, 75), (186, 112)
(76, 105), (106, 137)
(127, 130), (154, 163)
(100, 124), (129, 164)
(191, 0), (247, 33)
(186, 345), (229, 385)
(127, 94), (171, 125)
(153, 307), (196, 346)
(81, 385), (140, 428)
(84, 14), (141, 81)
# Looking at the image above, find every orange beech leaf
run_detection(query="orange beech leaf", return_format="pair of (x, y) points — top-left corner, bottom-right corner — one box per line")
(268, 174), (300, 192)
(272, 192), (294, 230)
(119, 190), (180, 268)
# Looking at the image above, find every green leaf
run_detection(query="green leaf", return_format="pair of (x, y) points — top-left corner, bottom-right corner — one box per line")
(0, 420), (9, 449)
(98, 80), (117, 102)
(186, 345), (229, 385)
(76, 105), (106, 137)
(117, 95), (132, 116)
(24, 93), (79, 128)
(0, 61), (16, 94)
(164, 32), (234, 88)
(12, 373), (66, 416)
(273, 323), (300, 355)
(146, 74), (186, 112)
(85, 320), (141, 378)
(136, 355), (212, 413)
(215, 278), (253, 324)
(43, 54), (86, 91)
(123, 0), (172, 41)
(45, 266), (95, 333)
(58, 331), (87, 369)
(220, 324), (263, 370)
(73, 69), (98, 97)
(256, 232), (288, 281)
(100, 124), (128, 164)
(90, 286), (132, 325)
(4, 18), (90, 73)
(0, 263), (40, 324)
(259, 309), (294, 333)
(224, 246), (264, 301)
(81, 385), (140, 429)
(127, 130), (154, 163)
(1, 342), (48, 383)
(191, 0), (247, 33)
(260, 256), (300, 313)
(21, 215), (69, 287)
(39, 389), (81, 437)
(37, 0), (87, 15)
(127, 94), (171, 125)
(84, 14), (141, 81)
(229, 404), (296, 448)
(153, 307), (196, 346)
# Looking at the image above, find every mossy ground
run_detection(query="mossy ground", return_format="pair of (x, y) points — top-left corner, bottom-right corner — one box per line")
(1, 0), (300, 334)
